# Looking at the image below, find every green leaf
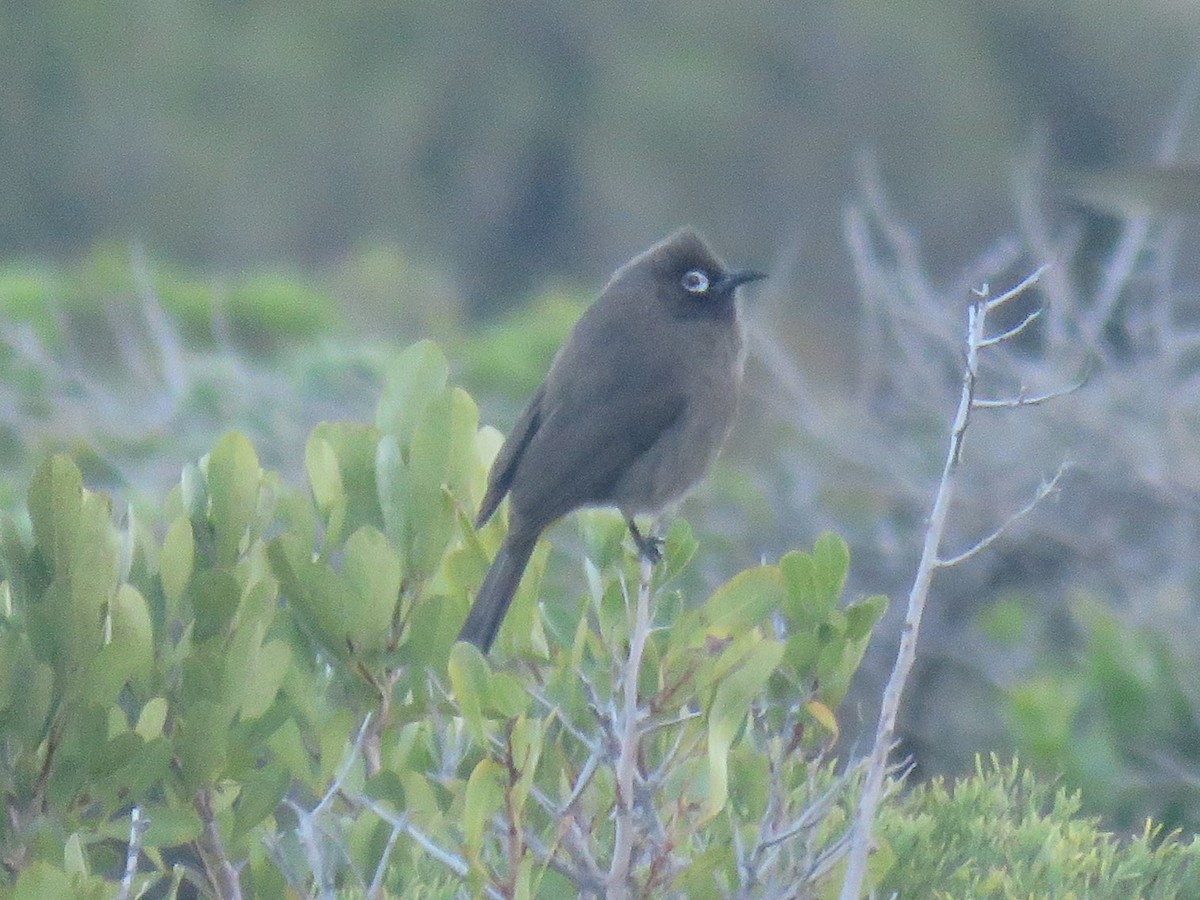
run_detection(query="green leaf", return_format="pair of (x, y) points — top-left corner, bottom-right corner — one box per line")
(273, 489), (317, 562)
(63, 832), (87, 876)
(376, 339), (450, 446)
(845, 594), (887, 642)
(780, 550), (823, 627)
(376, 434), (408, 562)
(160, 516), (194, 613)
(463, 758), (505, 862)
(660, 517), (699, 581)
(8, 659), (53, 742)
(180, 461), (207, 521)
(310, 421), (384, 534)
(0, 630), (22, 713)
(99, 736), (173, 806)
(364, 770), (406, 811)
(206, 432), (262, 566)
(705, 638), (784, 819)
(269, 718), (314, 784)
(443, 503), (491, 594)
(269, 535), (354, 658)
(811, 531), (850, 607)
(577, 509), (628, 571)
(488, 673), (531, 719)
(139, 805), (204, 848)
(189, 569), (242, 643)
(136, 697), (169, 740)
(448, 641), (491, 742)
(27, 454), (83, 572)
(175, 699), (231, 791)
(12, 861), (74, 900)
(341, 526), (402, 658)
(400, 588), (461, 669)
(85, 584), (154, 705)
(305, 434), (345, 515)
(400, 771), (440, 823)
(241, 640), (291, 720)
(728, 744), (770, 819)
(111, 583), (154, 686)
(406, 386), (480, 580)
(233, 762), (291, 836)
(59, 492), (120, 671)
(508, 716), (544, 817)
(238, 574), (278, 630)
(697, 565), (786, 637)
(0, 518), (37, 608)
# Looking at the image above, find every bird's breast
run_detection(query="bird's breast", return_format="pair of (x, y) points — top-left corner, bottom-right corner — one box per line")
(611, 319), (744, 513)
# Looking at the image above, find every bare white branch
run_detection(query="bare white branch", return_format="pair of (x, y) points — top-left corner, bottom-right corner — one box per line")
(357, 796), (482, 886)
(983, 263), (1050, 312)
(972, 375), (1088, 409)
(839, 262), (1063, 900)
(118, 807), (147, 900)
(936, 463), (1070, 568)
(606, 554), (655, 899)
(366, 822), (403, 900)
(978, 306), (1043, 347)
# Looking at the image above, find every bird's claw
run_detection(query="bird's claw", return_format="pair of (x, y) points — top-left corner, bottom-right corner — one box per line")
(628, 523), (664, 564)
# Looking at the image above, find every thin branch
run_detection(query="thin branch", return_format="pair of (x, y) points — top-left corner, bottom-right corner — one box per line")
(978, 306), (1043, 347)
(972, 373), (1088, 409)
(194, 788), (243, 900)
(644, 725), (705, 791)
(366, 822), (403, 900)
(514, 817), (607, 895)
(606, 555), (654, 898)
(936, 463), (1070, 568)
(315, 713), (373, 818)
(983, 264), (1049, 312)
(839, 266), (1059, 900)
(758, 776), (845, 852)
(528, 687), (599, 753)
(356, 796), (482, 886)
(641, 708), (701, 736)
(117, 807), (147, 900)
(561, 749), (602, 813)
(290, 713), (373, 900)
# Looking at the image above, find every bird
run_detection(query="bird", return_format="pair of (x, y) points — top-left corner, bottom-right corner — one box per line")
(1054, 163), (1200, 218)
(457, 228), (765, 652)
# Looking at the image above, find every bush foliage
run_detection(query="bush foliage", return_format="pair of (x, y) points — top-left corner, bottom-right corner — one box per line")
(0, 340), (1195, 898)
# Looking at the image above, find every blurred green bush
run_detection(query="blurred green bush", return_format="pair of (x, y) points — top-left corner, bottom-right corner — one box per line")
(1000, 597), (1200, 836)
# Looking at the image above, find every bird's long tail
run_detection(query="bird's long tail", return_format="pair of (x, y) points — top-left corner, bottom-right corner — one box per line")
(457, 529), (537, 652)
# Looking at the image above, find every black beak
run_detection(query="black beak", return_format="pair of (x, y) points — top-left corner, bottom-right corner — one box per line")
(722, 269), (768, 292)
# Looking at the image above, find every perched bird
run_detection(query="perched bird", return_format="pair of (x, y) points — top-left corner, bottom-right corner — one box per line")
(1054, 163), (1200, 218)
(457, 228), (765, 652)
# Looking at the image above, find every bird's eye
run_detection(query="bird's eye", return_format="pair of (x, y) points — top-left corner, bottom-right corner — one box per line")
(681, 269), (710, 294)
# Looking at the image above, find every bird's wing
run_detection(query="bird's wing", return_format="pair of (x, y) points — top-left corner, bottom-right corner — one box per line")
(476, 383), (545, 527)
(507, 358), (688, 527)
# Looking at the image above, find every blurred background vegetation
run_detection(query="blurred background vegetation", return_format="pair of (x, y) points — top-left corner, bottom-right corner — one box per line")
(5, 0), (1200, 839)
(7, 0), (1200, 315)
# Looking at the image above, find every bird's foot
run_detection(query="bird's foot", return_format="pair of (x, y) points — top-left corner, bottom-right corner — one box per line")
(626, 518), (664, 564)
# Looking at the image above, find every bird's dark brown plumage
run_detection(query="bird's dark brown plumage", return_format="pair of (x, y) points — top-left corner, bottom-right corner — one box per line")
(458, 228), (764, 651)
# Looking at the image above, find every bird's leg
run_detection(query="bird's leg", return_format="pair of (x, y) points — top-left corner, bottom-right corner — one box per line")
(624, 516), (664, 564)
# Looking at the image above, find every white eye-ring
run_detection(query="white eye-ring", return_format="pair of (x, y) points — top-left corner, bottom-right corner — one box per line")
(681, 269), (710, 294)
